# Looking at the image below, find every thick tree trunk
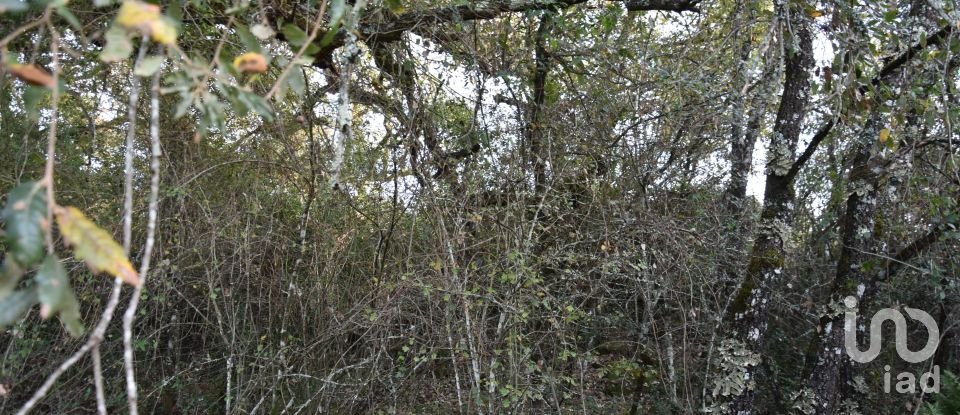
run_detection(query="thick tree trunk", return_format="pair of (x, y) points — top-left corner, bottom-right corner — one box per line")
(800, 116), (882, 414)
(713, 9), (813, 413)
(717, 16), (951, 415)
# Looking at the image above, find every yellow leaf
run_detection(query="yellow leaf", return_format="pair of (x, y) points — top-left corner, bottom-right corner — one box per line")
(149, 19), (178, 45)
(116, 0), (177, 46)
(807, 9), (825, 18)
(55, 207), (141, 286)
(116, 0), (161, 31)
(233, 52), (268, 74)
(879, 128), (891, 144)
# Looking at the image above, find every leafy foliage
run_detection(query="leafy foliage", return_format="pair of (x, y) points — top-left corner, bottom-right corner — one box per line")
(923, 371), (960, 415)
(0, 287), (38, 329)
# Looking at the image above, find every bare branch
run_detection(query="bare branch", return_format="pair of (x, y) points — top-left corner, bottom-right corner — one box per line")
(784, 119), (835, 183)
(888, 225), (949, 277)
(122, 55), (164, 415)
(16, 36), (150, 415)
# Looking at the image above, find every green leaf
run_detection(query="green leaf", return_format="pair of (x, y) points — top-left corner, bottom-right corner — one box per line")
(0, 258), (24, 300)
(329, 0), (346, 24)
(23, 84), (48, 120)
(199, 92), (226, 133)
(236, 89), (274, 121)
(217, 54), (240, 80)
(167, 4), (183, 27)
(0, 0), (28, 13)
(287, 65), (306, 98)
(174, 91), (194, 118)
(883, 9), (898, 22)
(281, 24), (320, 55)
(3, 182), (48, 267)
(281, 24), (308, 45)
(222, 82), (274, 121)
(0, 287), (37, 329)
(219, 83), (247, 116)
(134, 55), (165, 77)
(35, 255), (84, 336)
(55, 6), (83, 31)
(235, 24), (263, 54)
(384, 0), (404, 13)
(100, 26), (133, 63)
(319, 20), (341, 48)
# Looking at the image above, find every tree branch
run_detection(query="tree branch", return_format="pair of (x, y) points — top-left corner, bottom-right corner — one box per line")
(886, 225), (948, 278)
(121, 60), (163, 415)
(784, 119), (834, 183)
(310, 0), (697, 67)
(869, 25), (953, 93)
(446, 143), (482, 160)
(621, 0), (700, 12)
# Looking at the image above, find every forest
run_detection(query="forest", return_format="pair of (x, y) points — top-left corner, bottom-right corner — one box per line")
(1, 0), (959, 413)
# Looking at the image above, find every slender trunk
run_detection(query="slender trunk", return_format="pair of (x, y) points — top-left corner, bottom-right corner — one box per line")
(726, 24), (759, 208)
(727, 105), (764, 207)
(527, 13), (552, 194)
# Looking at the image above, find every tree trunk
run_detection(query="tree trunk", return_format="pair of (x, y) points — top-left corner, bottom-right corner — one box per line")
(725, 13), (764, 209)
(714, 8), (813, 413)
(800, 116), (882, 414)
(527, 13), (552, 194)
